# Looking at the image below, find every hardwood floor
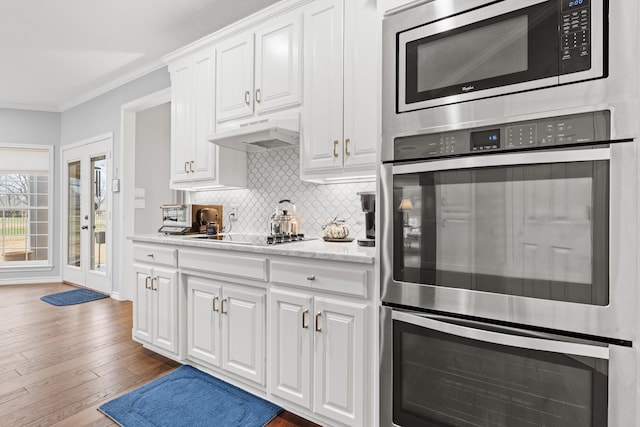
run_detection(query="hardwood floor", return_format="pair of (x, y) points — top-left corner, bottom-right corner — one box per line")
(0, 283), (318, 427)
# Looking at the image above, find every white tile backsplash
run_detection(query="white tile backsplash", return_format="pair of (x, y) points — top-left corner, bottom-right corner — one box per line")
(191, 146), (375, 238)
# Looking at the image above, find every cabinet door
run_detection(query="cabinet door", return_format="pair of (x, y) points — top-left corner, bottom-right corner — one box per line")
(187, 277), (222, 367)
(301, 0), (345, 173)
(133, 264), (153, 344)
(221, 285), (265, 385)
(254, 13), (302, 114)
(313, 297), (366, 427)
(191, 49), (217, 182)
(152, 266), (178, 354)
(342, 0), (378, 170)
(269, 289), (313, 409)
(169, 59), (193, 183)
(216, 32), (255, 122)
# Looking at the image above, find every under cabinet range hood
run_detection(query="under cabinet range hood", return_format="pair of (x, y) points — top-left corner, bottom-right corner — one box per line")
(208, 118), (299, 152)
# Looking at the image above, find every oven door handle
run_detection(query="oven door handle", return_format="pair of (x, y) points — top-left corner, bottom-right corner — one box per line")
(392, 147), (611, 174)
(392, 310), (610, 360)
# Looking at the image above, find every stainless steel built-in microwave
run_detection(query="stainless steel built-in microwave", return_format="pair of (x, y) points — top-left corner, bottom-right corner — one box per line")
(389, 0), (606, 112)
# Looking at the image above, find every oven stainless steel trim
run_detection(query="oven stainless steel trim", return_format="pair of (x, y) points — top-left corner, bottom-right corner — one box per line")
(397, 0), (560, 112)
(392, 309), (610, 359)
(392, 147), (611, 174)
(380, 305), (637, 427)
(381, 139), (638, 341)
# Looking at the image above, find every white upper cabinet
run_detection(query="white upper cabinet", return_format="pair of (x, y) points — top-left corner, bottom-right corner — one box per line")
(216, 33), (255, 122)
(301, 0), (379, 182)
(216, 12), (302, 124)
(169, 49), (247, 190)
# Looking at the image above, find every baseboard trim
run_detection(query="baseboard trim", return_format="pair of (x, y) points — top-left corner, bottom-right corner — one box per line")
(0, 276), (63, 286)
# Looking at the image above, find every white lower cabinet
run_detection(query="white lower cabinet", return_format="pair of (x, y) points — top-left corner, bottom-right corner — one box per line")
(133, 263), (179, 355)
(187, 275), (266, 386)
(270, 288), (367, 427)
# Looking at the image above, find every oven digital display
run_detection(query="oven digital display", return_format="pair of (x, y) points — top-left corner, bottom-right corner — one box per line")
(471, 129), (500, 151)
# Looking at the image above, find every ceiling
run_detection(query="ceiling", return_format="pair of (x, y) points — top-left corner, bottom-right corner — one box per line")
(0, 0), (279, 112)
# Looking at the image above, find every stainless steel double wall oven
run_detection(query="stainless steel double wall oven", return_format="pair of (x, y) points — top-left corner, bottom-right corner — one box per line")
(380, 0), (639, 425)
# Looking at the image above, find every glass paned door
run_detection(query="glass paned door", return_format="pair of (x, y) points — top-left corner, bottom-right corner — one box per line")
(62, 137), (111, 294)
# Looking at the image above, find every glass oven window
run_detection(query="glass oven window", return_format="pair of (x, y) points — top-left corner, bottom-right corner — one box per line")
(393, 319), (608, 427)
(393, 160), (609, 305)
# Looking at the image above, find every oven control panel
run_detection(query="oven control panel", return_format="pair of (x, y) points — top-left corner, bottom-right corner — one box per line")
(393, 110), (610, 161)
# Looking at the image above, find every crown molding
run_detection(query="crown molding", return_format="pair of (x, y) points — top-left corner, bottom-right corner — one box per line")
(0, 102), (60, 113)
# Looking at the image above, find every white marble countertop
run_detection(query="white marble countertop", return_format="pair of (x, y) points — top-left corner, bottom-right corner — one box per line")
(129, 234), (376, 264)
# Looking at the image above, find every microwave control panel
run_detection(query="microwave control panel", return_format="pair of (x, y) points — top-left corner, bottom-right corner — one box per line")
(393, 110), (610, 161)
(560, 0), (591, 74)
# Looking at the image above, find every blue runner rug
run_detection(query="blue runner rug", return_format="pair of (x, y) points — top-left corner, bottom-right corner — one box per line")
(40, 288), (108, 306)
(99, 365), (282, 427)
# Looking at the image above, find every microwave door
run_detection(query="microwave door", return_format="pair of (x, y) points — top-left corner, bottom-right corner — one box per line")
(398, 0), (559, 112)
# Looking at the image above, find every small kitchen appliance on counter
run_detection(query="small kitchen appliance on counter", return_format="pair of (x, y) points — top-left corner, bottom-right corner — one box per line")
(357, 192), (375, 247)
(158, 204), (222, 235)
(192, 204), (223, 234)
(158, 204), (192, 234)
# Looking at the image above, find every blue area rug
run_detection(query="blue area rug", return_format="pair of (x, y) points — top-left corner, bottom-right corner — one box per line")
(40, 288), (108, 306)
(98, 365), (282, 427)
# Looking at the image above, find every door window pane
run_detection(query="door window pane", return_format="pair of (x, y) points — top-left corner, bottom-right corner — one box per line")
(68, 160), (81, 267)
(91, 155), (107, 272)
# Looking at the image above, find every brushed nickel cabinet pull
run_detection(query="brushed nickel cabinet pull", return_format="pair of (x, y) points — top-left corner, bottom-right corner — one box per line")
(306, 275), (316, 281)
(333, 140), (339, 158)
(184, 161), (189, 173)
(151, 277), (158, 291)
(345, 138), (351, 156)
(315, 312), (322, 332)
(189, 160), (195, 173)
(255, 89), (261, 103)
(302, 309), (309, 329)
(244, 91), (251, 106)
(212, 296), (219, 312)
(221, 298), (228, 314)
(145, 276), (151, 290)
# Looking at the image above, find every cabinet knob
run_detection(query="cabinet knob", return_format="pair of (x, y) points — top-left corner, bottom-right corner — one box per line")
(255, 89), (261, 104)
(306, 275), (316, 281)
(244, 91), (251, 106)
(345, 138), (351, 156)
(302, 309), (309, 329)
(333, 140), (339, 158)
(146, 253), (154, 258)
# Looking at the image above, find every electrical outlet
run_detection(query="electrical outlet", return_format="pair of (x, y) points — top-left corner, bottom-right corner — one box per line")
(229, 205), (238, 221)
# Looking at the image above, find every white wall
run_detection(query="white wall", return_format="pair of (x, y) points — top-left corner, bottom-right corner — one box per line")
(134, 102), (173, 235)
(59, 67), (171, 296)
(0, 108), (61, 283)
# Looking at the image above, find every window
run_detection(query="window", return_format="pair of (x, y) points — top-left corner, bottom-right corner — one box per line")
(0, 145), (52, 267)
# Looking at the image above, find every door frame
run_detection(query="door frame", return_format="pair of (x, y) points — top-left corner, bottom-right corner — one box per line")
(119, 88), (172, 302)
(60, 132), (113, 294)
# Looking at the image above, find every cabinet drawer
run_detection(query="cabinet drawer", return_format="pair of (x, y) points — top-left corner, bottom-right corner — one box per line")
(133, 244), (177, 267)
(271, 261), (368, 298)
(179, 249), (268, 282)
